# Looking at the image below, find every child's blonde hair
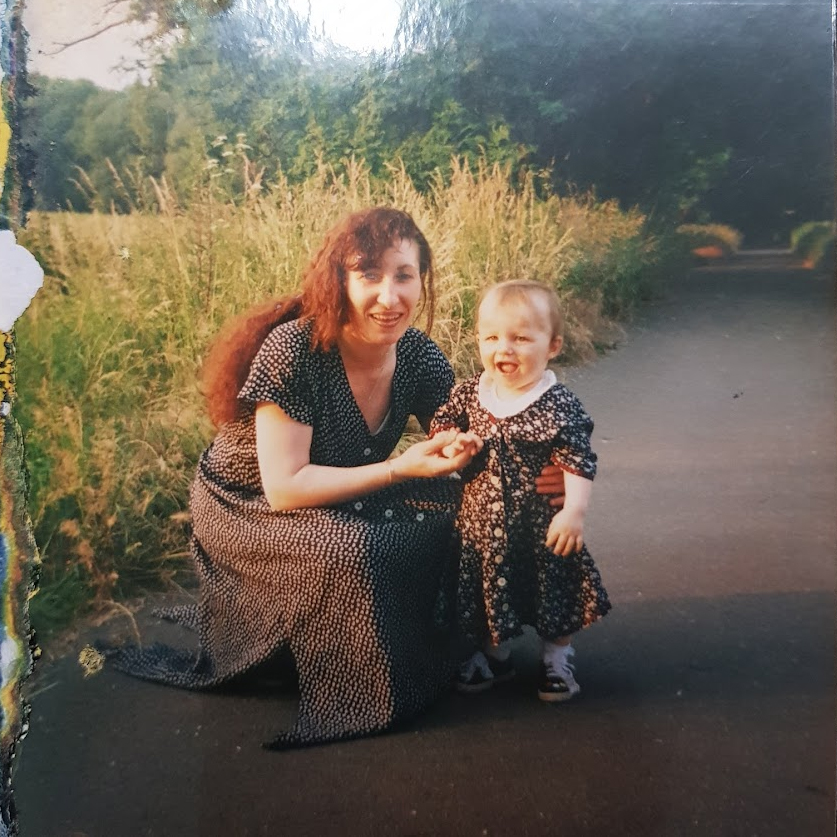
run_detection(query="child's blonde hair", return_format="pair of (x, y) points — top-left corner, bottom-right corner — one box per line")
(478, 280), (564, 339)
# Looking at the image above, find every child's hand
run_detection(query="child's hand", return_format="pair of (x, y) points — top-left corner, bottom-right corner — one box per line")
(440, 438), (466, 459)
(394, 430), (474, 479)
(441, 431), (483, 460)
(545, 508), (585, 557)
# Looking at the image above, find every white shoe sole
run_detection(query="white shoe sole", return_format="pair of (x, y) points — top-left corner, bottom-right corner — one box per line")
(456, 667), (517, 694)
(538, 685), (580, 703)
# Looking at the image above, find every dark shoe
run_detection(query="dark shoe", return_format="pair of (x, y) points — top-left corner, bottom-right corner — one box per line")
(486, 654), (516, 685)
(456, 651), (516, 693)
(537, 655), (580, 703)
(456, 651), (494, 693)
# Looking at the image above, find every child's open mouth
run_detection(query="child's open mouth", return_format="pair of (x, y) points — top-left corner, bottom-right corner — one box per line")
(496, 362), (518, 374)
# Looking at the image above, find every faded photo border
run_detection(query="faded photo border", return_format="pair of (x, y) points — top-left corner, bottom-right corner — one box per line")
(1, 2), (40, 835)
(0, 1), (835, 835)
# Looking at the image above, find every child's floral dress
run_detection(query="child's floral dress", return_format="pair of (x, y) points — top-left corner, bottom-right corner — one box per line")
(432, 372), (611, 647)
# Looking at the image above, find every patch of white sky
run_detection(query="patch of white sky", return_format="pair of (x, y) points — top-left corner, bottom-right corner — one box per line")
(287, 0), (401, 54)
(22, 0), (402, 90)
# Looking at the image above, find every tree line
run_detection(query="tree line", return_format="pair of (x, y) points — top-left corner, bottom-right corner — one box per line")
(21, 0), (832, 244)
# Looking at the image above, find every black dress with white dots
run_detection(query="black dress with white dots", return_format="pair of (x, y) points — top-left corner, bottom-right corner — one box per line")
(431, 374), (611, 648)
(108, 319), (460, 748)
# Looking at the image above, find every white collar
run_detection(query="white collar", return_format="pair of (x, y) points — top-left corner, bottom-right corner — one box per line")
(478, 369), (557, 418)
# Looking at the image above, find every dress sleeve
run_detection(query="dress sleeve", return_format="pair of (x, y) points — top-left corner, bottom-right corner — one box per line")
(550, 389), (597, 480)
(429, 379), (471, 437)
(237, 322), (315, 426)
(409, 332), (456, 424)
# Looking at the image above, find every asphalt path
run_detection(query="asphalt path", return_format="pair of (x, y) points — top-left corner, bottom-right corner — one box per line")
(12, 252), (837, 836)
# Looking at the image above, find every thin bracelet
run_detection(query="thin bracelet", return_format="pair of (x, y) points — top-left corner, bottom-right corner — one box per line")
(387, 461), (395, 485)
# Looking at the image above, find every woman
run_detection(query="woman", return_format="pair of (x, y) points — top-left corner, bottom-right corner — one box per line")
(110, 207), (562, 749)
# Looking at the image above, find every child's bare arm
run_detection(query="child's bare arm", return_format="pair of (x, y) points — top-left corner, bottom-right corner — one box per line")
(545, 471), (593, 556)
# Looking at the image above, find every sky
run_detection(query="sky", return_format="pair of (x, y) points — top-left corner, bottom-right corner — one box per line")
(287, 0), (401, 52)
(22, 0), (402, 89)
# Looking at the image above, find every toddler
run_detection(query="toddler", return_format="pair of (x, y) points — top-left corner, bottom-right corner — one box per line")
(431, 280), (611, 701)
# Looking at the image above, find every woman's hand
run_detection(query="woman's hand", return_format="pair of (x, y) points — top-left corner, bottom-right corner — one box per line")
(534, 463), (566, 508)
(393, 430), (481, 480)
(440, 430), (483, 460)
(545, 508), (585, 557)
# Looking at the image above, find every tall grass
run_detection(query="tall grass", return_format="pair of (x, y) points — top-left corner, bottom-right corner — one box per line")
(15, 156), (680, 638)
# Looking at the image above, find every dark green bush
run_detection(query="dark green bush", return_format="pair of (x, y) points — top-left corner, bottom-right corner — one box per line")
(790, 221), (834, 268)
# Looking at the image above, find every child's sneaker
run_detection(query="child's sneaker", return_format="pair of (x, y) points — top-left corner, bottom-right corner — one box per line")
(456, 651), (516, 693)
(486, 653), (516, 685)
(538, 645), (580, 702)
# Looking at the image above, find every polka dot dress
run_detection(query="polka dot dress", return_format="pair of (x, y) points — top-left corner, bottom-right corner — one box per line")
(107, 319), (460, 749)
(431, 374), (611, 649)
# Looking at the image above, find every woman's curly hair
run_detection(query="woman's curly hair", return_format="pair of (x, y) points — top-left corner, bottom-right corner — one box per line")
(201, 207), (436, 428)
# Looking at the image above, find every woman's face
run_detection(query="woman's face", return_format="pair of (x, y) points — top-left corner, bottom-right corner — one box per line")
(343, 238), (423, 348)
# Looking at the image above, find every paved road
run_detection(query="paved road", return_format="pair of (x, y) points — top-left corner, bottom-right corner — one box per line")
(12, 253), (837, 836)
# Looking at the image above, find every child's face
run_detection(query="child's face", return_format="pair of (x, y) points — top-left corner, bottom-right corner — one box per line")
(477, 293), (563, 396)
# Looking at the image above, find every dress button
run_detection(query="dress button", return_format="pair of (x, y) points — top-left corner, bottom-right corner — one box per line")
(354, 501), (363, 511)
(415, 512), (425, 521)
(363, 447), (372, 456)
(494, 554), (504, 564)
(493, 527), (503, 538)
(497, 577), (507, 587)
(384, 509), (393, 518)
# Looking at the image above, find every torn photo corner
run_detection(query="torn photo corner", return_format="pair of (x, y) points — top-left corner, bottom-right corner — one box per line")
(0, 231), (44, 333)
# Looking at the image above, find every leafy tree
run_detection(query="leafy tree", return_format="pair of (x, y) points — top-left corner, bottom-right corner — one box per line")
(393, 0), (831, 242)
(21, 77), (101, 210)
(22, 0), (831, 243)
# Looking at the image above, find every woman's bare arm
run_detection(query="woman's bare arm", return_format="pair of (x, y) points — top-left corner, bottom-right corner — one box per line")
(256, 403), (472, 511)
(535, 463), (566, 508)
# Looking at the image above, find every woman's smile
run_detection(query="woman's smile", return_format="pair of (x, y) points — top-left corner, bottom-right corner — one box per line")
(369, 311), (404, 327)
